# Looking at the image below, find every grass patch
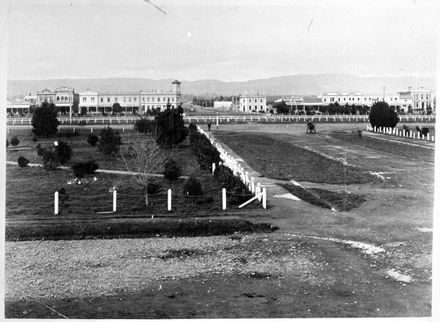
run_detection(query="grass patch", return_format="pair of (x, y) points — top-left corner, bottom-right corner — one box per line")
(279, 183), (365, 211)
(216, 132), (375, 184)
(331, 131), (435, 162)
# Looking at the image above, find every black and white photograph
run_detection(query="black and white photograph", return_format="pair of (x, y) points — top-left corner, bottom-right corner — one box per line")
(1, 0), (438, 319)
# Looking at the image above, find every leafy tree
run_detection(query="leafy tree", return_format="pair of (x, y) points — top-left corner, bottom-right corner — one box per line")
(154, 105), (188, 148)
(369, 101), (399, 128)
(273, 101), (289, 114)
(163, 158), (182, 181)
(80, 107), (87, 116)
(134, 117), (155, 134)
(56, 140), (73, 164)
(112, 103), (123, 115)
(32, 102), (60, 137)
(98, 127), (122, 156)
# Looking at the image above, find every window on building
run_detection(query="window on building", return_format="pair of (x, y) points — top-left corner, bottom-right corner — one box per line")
(152, 97), (155, 102)
(147, 97), (150, 102)
(107, 98), (110, 102)
(100, 98), (103, 102)
(129, 97), (132, 102)
(91, 97), (95, 102)
(142, 97), (145, 102)
(249, 99), (251, 103)
(82, 97), (86, 102)
(134, 97), (137, 102)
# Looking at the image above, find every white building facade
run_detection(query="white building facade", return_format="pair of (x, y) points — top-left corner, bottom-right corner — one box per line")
(239, 94), (267, 113)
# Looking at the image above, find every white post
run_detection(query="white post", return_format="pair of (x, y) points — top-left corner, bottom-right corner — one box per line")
(212, 162), (216, 175)
(418, 132), (420, 139)
(54, 191), (59, 215)
(222, 188), (226, 210)
(432, 136), (435, 142)
(167, 189), (172, 211)
(113, 190), (117, 212)
(251, 177), (255, 193)
(427, 133), (430, 141)
(90, 127), (93, 133)
(262, 187), (267, 209)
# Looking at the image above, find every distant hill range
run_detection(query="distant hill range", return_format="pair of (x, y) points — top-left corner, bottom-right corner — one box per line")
(7, 73), (436, 97)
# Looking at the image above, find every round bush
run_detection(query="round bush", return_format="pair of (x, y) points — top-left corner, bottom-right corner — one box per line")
(87, 134), (99, 146)
(32, 136), (38, 142)
(17, 156), (29, 167)
(164, 158), (182, 181)
(10, 136), (20, 146)
(71, 160), (99, 178)
(183, 176), (203, 196)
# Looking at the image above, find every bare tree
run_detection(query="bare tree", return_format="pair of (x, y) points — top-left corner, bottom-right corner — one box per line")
(120, 134), (169, 206)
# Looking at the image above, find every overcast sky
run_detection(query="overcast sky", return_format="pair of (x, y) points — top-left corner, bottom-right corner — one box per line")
(5, 0), (439, 81)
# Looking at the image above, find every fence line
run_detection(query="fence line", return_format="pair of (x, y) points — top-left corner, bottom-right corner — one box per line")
(366, 125), (435, 143)
(7, 114), (436, 127)
(197, 125), (267, 209)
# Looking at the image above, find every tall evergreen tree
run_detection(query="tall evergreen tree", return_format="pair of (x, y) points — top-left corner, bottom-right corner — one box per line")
(31, 102), (60, 137)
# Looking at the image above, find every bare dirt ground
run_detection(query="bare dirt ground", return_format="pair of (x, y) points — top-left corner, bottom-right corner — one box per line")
(5, 122), (435, 318)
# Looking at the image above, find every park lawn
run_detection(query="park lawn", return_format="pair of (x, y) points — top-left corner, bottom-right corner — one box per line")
(6, 128), (202, 175)
(6, 165), (264, 240)
(215, 132), (376, 184)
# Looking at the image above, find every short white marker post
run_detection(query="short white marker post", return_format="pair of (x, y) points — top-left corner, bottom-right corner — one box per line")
(113, 190), (117, 212)
(54, 191), (59, 215)
(262, 188), (267, 209)
(167, 189), (172, 211)
(91, 127), (93, 133)
(427, 133), (430, 141)
(418, 132), (420, 139)
(222, 188), (227, 210)
(212, 162), (216, 175)
(432, 136), (435, 142)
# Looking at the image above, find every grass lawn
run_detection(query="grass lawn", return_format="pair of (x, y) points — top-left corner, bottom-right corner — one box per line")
(331, 130), (435, 163)
(215, 132), (376, 184)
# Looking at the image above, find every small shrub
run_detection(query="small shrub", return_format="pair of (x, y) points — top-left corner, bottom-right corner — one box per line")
(183, 176), (203, 196)
(71, 160), (99, 178)
(421, 127), (429, 136)
(36, 144), (45, 156)
(87, 134), (99, 146)
(402, 125), (410, 134)
(18, 156), (29, 167)
(146, 181), (162, 194)
(56, 141), (72, 164)
(10, 136), (20, 146)
(32, 136), (38, 142)
(163, 158), (182, 181)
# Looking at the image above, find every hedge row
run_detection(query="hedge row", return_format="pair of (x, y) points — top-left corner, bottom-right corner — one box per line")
(189, 124), (253, 205)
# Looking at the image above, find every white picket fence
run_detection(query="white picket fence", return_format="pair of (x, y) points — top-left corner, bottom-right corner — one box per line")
(197, 126), (267, 209)
(366, 125), (435, 142)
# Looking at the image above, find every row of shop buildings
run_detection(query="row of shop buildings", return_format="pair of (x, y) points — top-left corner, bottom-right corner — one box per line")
(7, 80), (182, 116)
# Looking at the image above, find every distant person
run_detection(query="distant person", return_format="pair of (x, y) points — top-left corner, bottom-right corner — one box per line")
(207, 123), (211, 131)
